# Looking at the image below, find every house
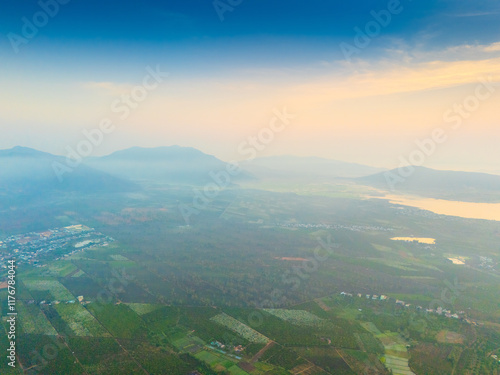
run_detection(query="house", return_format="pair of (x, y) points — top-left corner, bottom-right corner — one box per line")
(77, 296), (84, 302)
(372, 295), (379, 300)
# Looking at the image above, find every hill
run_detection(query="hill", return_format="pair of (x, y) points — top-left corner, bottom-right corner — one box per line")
(242, 155), (384, 182)
(86, 146), (252, 184)
(358, 166), (500, 202)
(0, 146), (138, 201)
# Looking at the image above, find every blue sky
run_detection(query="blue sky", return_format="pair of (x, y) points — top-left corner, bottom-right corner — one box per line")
(2, 0), (499, 69)
(1, 0), (500, 171)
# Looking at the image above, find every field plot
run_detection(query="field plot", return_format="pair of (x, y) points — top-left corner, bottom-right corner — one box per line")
(55, 303), (110, 337)
(86, 303), (147, 339)
(294, 346), (354, 374)
(109, 254), (130, 261)
(172, 334), (205, 353)
(23, 279), (75, 301)
(227, 364), (250, 374)
(16, 301), (57, 335)
(70, 269), (86, 277)
(44, 261), (78, 277)
(211, 313), (270, 343)
(125, 303), (162, 316)
(195, 350), (223, 366)
(67, 336), (143, 375)
(60, 276), (104, 300)
(119, 339), (198, 375)
(194, 348), (249, 375)
(361, 322), (415, 375)
(263, 309), (326, 327)
(0, 326), (21, 374)
(436, 330), (464, 344)
(16, 334), (84, 375)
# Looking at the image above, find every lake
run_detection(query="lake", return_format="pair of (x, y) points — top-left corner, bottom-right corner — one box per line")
(376, 194), (500, 222)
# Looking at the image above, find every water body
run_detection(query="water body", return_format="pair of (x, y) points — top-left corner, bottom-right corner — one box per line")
(378, 194), (500, 222)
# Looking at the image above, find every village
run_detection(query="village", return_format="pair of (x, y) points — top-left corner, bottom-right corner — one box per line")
(339, 291), (476, 323)
(0, 224), (114, 268)
(277, 222), (394, 232)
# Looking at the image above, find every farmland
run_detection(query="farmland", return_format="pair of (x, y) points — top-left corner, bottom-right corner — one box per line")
(211, 313), (270, 344)
(0, 185), (499, 374)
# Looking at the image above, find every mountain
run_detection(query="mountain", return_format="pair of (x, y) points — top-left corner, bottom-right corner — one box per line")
(85, 146), (252, 184)
(358, 166), (500, 202)
(241, 155), (385, 181)
(0, 146), (138, 199)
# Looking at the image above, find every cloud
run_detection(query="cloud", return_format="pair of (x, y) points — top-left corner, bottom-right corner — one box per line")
(450, 11), (500, 17)
(484, 42), (500, 52)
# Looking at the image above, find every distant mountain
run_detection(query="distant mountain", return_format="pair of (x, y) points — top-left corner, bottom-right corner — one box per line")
(358, 166), (500, 202)
(242, 155), (385, 181)
(0, 146), (138, 199)
(86, 146), (252, 184)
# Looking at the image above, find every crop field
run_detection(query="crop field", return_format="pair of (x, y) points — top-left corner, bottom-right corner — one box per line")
(23, 279), (75, 301)
(86, 303), (146, 339)
(125, 302), (162, 316)
(436, 330), (465, 344)
(3, 186), (500, 374)
(16, 334), (84, 375)
(227, 364), (250, 374)
(17, 301), (57, 335)
(55, 303), (110, 337)
(263, 309), (326, 327)
(60, 276), (104, 300)
(66, 336), (143, 375)
(294, 347), (353, 374)
(172, 335), (205, 352)
(44, 261), (79, 277)
(109, 254), (130, 261)
(211, 313), (270, 344)
(195, 350), (225, 366)
(70, 269), (86, 277)
(361, 322), (415, 375)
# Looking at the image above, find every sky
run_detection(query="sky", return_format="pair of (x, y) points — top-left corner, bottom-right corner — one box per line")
(1, 0), (500, 172)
